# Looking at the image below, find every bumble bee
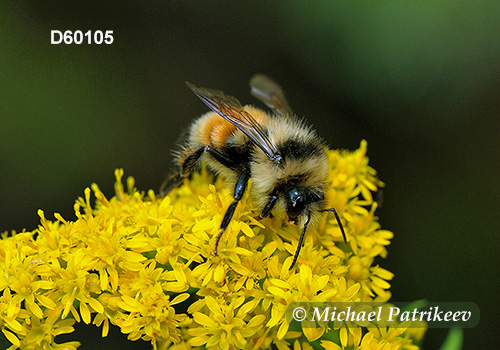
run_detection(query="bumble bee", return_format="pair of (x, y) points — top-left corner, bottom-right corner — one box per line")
(161, 74), (346, 270)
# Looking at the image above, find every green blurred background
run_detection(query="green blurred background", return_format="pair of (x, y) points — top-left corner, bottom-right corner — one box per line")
(1, 1), (499, 349)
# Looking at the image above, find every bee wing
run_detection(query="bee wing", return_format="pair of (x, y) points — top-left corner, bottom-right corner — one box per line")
(249, 74), (294, 118)
(187, 82), (282, 163)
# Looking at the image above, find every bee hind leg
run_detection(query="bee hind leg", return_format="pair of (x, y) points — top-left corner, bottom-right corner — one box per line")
(158, 173), (185, 197)
(158, 146), (205, 197)
(214, 169), (250, 256)
(160, 144), (225, 197)
(160, 144), (243, 198)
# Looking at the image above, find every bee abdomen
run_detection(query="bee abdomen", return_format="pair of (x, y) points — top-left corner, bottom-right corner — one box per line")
(190, 112), (237, 148)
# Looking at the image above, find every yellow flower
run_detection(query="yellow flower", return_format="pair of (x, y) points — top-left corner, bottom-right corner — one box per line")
(0, 141), (425, 349)
(188, 295), (265, 350)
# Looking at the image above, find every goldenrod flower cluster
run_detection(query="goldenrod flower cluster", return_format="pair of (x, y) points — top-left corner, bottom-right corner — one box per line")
(0, 141), (425, 349)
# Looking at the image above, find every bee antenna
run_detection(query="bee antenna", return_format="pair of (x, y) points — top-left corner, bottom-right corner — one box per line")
(289, 212), (311, 271)
(319, 208), (347, 243)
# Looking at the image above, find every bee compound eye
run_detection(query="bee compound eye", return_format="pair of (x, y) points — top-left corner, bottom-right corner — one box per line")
(287, 188), (305, 218)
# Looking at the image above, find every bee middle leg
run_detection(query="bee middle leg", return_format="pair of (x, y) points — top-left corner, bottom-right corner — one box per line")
(214, 168), (250, 256)
(160, 144), (250, 256)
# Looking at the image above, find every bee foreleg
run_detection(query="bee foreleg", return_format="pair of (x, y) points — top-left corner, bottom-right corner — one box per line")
(214, 169), (250, 256)
(259, 195), (278, 219)
(289, 212), (311, 270)
(319, 208), (347, 243)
